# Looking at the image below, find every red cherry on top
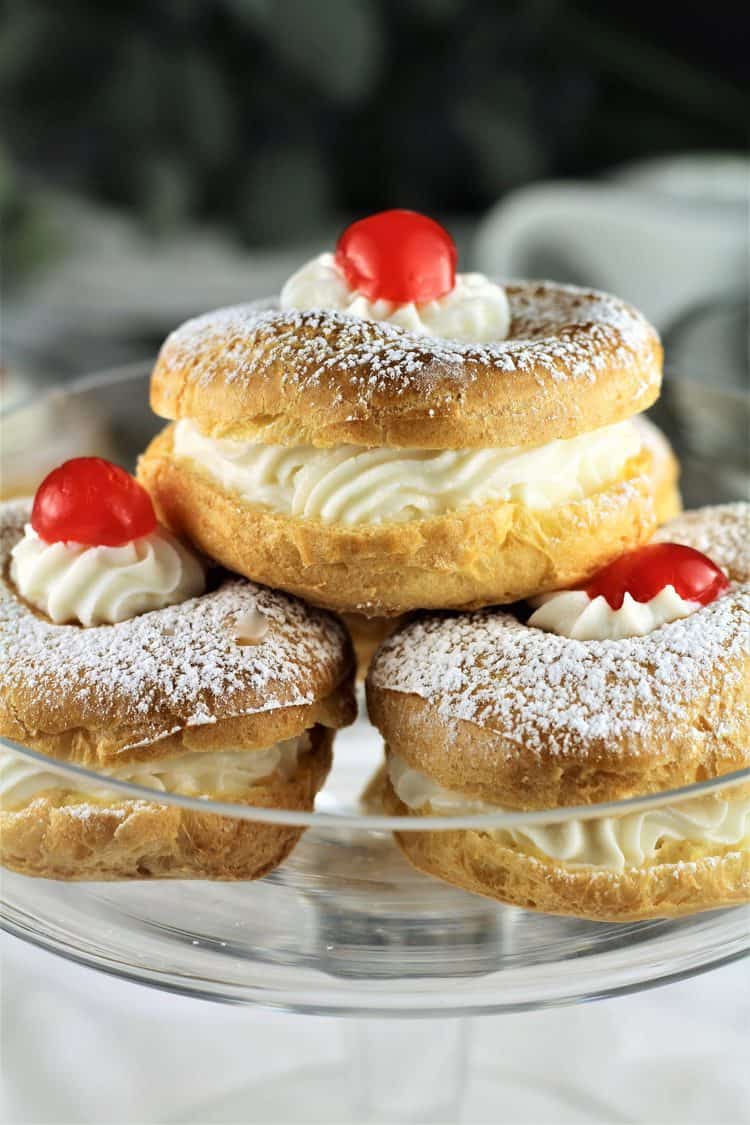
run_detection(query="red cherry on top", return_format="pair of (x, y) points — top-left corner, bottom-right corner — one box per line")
(31, 458), (157, 547)
(334, 209), (458, 305)
(586, 542), (729, 610)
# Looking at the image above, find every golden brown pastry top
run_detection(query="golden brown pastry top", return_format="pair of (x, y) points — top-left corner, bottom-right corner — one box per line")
(0, 500), (355, 765)
(367, 504), (750, 806)
(150, 283), (662, 450)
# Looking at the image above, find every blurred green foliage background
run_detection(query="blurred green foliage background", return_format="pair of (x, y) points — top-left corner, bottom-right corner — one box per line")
(1, 0), (747, 286)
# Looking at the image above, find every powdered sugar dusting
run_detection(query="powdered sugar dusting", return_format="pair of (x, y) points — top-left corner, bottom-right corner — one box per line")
(1, 501), (350, 751)
(157, 283), (658, 407)
(370, 504), (750, 756)
(655, 504), (750, 581)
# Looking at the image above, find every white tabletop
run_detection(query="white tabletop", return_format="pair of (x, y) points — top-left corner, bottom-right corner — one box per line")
(2, 931), (748, 1124)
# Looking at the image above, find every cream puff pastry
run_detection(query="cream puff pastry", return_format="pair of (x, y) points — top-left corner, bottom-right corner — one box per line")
(0, 460), (355, 880)
(368, 503), (749, 921)
(341, 613), (405, 678)
(633, 414), (681, 525)
(138, 209), (664, 617)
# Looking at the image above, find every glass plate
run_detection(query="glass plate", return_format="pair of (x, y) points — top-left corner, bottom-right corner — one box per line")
(1, 366), (749, 1020)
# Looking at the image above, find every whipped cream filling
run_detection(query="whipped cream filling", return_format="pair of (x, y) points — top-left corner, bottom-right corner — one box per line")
(388, 754), (750, 872)
(174, 418), (641, 526)
(0, 734), (309, 810)
(527, 585), (700, 640)
(280, 252), (511, 343)
(10, 524), (205, 626)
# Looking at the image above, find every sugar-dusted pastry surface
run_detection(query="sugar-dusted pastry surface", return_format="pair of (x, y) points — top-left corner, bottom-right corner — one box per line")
(368, 504), (750, 807)
(367, 504), (750, 918)
(0, 500), (356, 763)
(150, 283), (662, 450)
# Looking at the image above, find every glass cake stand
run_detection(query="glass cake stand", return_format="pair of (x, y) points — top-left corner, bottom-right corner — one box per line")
(2, 367), (749, 1123)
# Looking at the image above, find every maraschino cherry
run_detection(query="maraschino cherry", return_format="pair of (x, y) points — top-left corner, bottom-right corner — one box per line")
(335, 209), (457, 305)
(31, 458), (157, 547)
(586, 542), (729, 610)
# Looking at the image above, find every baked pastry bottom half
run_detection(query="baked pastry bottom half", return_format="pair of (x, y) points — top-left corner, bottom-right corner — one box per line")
(138, 427), (660, 616)
(383, 778), (750, 923)
(633, 415), (681, 525)
(0, 728), (332, 881)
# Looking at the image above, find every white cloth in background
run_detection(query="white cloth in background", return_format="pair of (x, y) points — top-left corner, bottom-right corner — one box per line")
(1, 933), (748, 1124)
(475, 155), (748, 332)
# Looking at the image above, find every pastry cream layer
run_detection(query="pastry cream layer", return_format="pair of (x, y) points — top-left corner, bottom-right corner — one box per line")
(0, 735), (309, 810)
(10, 524), (205, 626)
(528, 585), (701, 640)
(388, 754), (750, 872)
(173, 418), (642, 527)
(280, 252), (511, 343)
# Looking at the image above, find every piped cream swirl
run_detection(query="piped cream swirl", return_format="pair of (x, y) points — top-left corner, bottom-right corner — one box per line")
(280, 252), (511, 343)
(527, 585), (701, 640)
(10, 524), (205, 626)
(174, 418), (641, 526)
(0, 734), (308, 810)
(388, 754), (750, 872)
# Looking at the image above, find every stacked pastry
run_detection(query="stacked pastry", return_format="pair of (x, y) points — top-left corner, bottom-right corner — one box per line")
(0, 458), (355, 879)
(5, 208), (745, 916)
(368, 505), (750, 920)
(139, 210), (670, 620)
(138, 207), (743, 922)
